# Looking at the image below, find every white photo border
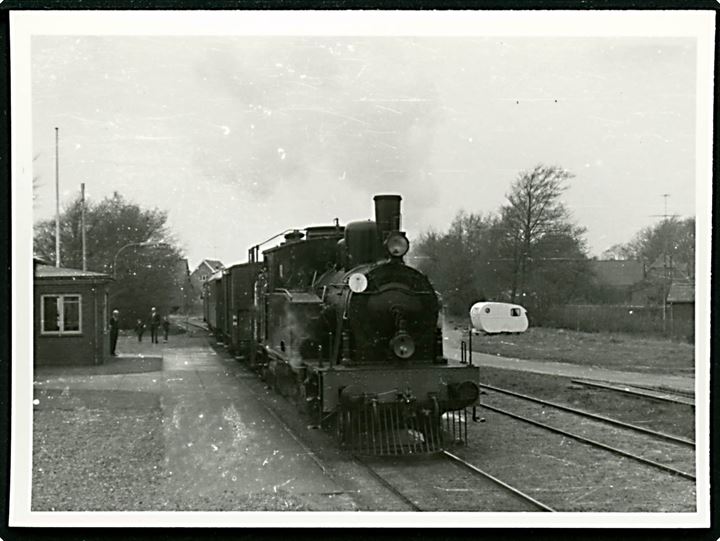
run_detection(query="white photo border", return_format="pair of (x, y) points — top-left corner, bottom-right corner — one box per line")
(10, 9), (715, 529)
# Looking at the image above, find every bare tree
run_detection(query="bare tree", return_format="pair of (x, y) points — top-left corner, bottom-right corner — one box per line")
(617, 217), (695, 281)
(498, 164), (584, 302)
(414, 211), (497, 315)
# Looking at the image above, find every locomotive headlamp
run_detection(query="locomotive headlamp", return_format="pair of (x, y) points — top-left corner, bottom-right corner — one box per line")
(348, 272), (368, 293)
(385, 232), (410, 258)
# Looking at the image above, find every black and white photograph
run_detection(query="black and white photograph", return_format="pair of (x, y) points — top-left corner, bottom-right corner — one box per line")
(9, 9), (714, 528)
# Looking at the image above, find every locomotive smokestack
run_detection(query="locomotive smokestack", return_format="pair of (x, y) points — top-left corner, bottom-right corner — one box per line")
(374, 194), (402, 240)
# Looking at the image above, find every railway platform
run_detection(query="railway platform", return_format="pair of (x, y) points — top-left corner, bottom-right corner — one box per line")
(32, 332), (357, 511)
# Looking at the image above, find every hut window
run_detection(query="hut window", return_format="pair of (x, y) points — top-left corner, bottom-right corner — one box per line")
(41, 294), (82, 335)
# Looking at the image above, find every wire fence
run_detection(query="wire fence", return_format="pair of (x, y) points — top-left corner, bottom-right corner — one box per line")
(540, 303), (694, 342)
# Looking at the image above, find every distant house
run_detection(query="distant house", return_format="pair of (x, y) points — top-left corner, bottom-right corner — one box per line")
(667, 281), (694, 338)
(34, 262), (112, 366)
(646, 255), (694, 282)
(189, 259), (224, 312)
(590, 260), (646, 305)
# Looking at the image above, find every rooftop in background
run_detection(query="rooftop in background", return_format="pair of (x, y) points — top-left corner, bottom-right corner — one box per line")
(35, 264), (111, 280)
(590, 260), (645, 287)
(192, 259), (224, 274)
(667, 282), (694, 303)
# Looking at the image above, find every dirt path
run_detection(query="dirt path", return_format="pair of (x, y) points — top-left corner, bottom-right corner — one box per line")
(442, 326), (695, 393)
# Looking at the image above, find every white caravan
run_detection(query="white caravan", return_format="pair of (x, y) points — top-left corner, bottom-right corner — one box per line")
(470, 302), (529, 334)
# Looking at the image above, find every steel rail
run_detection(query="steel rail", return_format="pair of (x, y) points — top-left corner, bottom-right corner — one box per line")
(571, 379), (695, 407)
(593, 380), (695, 399)
(479, 403), (696, 481)
(569, 377), (695, 399)
(352, 455), (423, 511)
(480, 383), (695, 447)
(441, 451), (556, 512)
(631, 384), (695, 399)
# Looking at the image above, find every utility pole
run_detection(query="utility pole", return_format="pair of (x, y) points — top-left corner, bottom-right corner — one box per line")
(54, 127), (61, 267)
(650, 194), (678, 333)
(81, 183), (87, 271)
(661, 194), (669, 329)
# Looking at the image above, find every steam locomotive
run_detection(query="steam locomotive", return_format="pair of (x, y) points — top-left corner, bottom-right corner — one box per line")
(204, 195), (480, 454)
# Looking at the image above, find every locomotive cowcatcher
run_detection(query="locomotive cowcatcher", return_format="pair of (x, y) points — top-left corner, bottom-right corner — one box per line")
(204, 195), (480, 454)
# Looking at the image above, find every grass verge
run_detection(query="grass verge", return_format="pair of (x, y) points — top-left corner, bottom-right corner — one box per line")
(465, 325), (694, 374)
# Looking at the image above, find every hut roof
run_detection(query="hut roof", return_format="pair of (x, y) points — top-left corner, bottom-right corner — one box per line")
(35, 264), (111, 280)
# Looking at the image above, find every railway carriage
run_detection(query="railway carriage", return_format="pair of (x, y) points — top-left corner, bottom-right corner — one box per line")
(204, 195), (480, 454)
(203, 270), (224, 340)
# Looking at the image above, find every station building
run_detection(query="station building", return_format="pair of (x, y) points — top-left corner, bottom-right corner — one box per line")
(34, 260), (112, 366)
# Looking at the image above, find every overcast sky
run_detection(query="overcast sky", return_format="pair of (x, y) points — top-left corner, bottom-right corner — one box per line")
(31, 34), (698, 269)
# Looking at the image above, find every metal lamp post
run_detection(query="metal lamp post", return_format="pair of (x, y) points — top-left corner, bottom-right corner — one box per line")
(112, 241), (165, 279)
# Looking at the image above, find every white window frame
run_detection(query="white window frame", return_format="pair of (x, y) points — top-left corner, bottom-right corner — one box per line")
(40, 294), (83, 336)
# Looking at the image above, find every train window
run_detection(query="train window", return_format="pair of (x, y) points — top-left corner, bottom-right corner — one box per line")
(510, 308), (521, 317)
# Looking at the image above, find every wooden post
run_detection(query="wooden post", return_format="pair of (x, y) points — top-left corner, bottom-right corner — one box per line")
(81, 183), (87, 271)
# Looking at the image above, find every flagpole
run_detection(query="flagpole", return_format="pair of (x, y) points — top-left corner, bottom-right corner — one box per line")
(55, 127), (61, 267)
(81, 182), (87, 271)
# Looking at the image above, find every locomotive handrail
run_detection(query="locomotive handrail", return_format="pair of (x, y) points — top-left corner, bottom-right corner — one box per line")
(248, 229), (295, 261)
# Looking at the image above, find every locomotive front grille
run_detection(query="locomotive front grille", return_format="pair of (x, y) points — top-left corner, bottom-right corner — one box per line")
(337, 402), (469, 455)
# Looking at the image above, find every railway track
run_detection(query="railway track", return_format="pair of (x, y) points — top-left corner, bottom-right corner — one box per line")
(354, 451), (556, 512)
(440, 451), (555, 511)
(480, 383), (695, 446)
(479, 385), (696, 481)
(238, 366), (552, 512)
(203, 328), (692, 512)
(212, 338), (556, 511)
(205, 334), (545, 512)
(571, 379), (695, 407)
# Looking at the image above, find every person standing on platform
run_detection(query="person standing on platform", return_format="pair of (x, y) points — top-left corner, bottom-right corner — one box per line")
(134, 318), (146, 342)
(109, 310), (120, 356)
(162, 316), (170, 343)
(149, 307), (161, 344)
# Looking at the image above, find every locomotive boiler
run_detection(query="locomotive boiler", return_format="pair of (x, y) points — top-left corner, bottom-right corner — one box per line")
(205, 195), (479, 454)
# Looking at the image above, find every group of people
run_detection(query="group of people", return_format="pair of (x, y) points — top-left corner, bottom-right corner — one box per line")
(134, 307), (171, 344)
(108, 307), (171, 356)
